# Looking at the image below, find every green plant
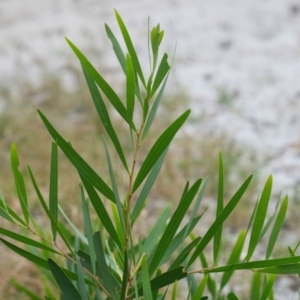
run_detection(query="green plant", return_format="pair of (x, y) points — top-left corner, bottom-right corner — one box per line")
(1, 10), (300, 300)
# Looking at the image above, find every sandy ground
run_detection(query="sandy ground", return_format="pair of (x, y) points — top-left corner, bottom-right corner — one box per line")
(1, 0), (300, 298)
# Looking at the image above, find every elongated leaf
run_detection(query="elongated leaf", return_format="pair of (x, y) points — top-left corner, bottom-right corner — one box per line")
(82, 66), (129, 171)
(10, 143), (29, 224)
(220, 229), (247, 289)
(80, 176), (123, 249)
(256, 264), (300, 274)
(191, 275), (208, 300)
(80, 185), (96, 273)
(265, 195), (288, 259)
(76, 256), (89, 300)
(142, 75), (169, 140)
(0, 227), (60, 254)
(131, 148), (168, 223)
(149, 179), (201, 275)
(38, 110), (115, 202)
(28, 166), (74, 254)
(120, 250), (129, 300)
(115, 10), (146, 87)
(49, 142), (58, 241)
(188, 175), (253, 267)
(126, 54), (135, 127)
(102, 136), (125, 230)
(205, 256), (300, 273)
(94, 231), (116, 298)
(214, 152), (224, 264)
(48, 259), (81, 300)
(142, 256), (153, 300)
(133, 110), (190, 192)
(143, 204), (171, 256)
(199, 252), (217, 297)
(169, 237), (201, 270)
(66, 38), (128, 123)
(251, 272), (261, 300)
(105, 23), (126, 73)
(245, 175), (273, 262)
(150, 53), (170, 97)
(0, 197), (26, 225)
(260, 275), (276, 300)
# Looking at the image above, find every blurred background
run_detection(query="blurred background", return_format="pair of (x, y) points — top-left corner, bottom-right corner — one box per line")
(1, 0), (300, 298)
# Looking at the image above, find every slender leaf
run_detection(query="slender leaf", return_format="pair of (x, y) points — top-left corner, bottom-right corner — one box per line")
(265, 195), (288, 259)
(82, 65), (129, 171)
(120, 250), (129, 300)
(0, 206), (16, 223)
(245, 175), (273, 262)
(260, 275), (276, 300)
(131, 148), (168, 223)
(48, 259), (81, 300)
(0, 227), (60, 255)
(256, 264), (300, 274)
(220, 229), (247, 289)
(76, 256), (89, 300)
(80, 176), (123, 249)
(102, 136), (125, 230)
(28, 166), (74, 254)
(93, 231), (116, 298)
(188, 175), (253, 267)
(149, 179), (201, 275)
(191, 275), (208, 300)
(10, 279), (44, 300)
(126, 54), (135, 127)
(10, 143), (28, 224)
(80, 185), (96, 273)
(142, 256), (153, 300)
(150, 53), (170, 97)
(38, 110), (115, 202)
(66, 38), (128, 123)
(214, 152), (224, 264)
(133, 110), (190, 192)
(251, 272), (261, 300)
(0, 198), (26, 225)
(115, 9), (146, 87)
(49, 142), (58, 241)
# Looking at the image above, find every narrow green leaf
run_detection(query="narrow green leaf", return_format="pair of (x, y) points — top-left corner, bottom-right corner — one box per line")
(131, 148), (168, 223)
(220, 229), (247, 289)
(188, 175), (252, 267)
(150, 53), (170, 97)
(214, 152), (224, 264)
(93, 231), (116, 298)
(38, 110), (115, 202)
(245, 175), (273, 262)
(169, 237), (201, 270)
(0, 197), (26, 225)
(66, 38), (128, 123)
(105, 23), (126, 73)
(80, 176), (123, 249)
(142, 75), (169, 140)
(171, 280), (177, 300)
(120, 250), (129, 300)
(28, 166), (74, 255)
(259, 275), (276, 300)
(265, 195), (288, 259)
(48, 259), (81, 300)
(256, 263), (300, 274)
(49, 142), (58, 241)
(10, 143), (29, 224)
(126, 54), (135, 127)
(80, 185), (96, 273)
(142, 256), (153, 300)
(199, 252), (217, 298)
(149, 179), (201, 275)
(191, 275), (208, 300)
(0, 206), (16, 223)
(133, 110), (190, 192)
(251, 272), (261, 300)
(102, 136), (125, 230)
(0, 227), (60, 255)
(76, 256), (89, 300)
(143, 205), (171, 256)
(205, 256), (300, 273)
(115, 10), (146, 87)
(82, 65), (129, 171)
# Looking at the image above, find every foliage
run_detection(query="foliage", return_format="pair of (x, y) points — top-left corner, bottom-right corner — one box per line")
(0, 10), (299, 300)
